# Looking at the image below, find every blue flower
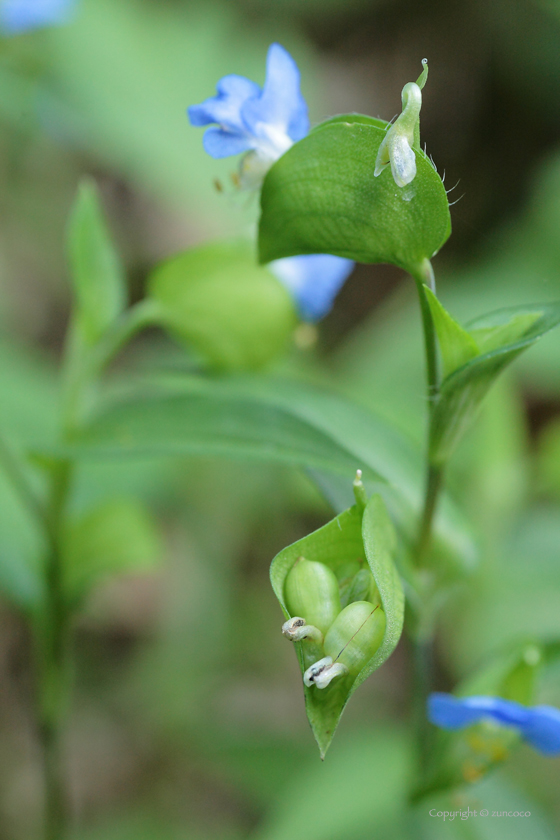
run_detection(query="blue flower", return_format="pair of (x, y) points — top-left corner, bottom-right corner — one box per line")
(188, 43), (309, 187)
(0, 0), (74, 34)
(268, 254), (354, 322)
(428, 693), (560, 756)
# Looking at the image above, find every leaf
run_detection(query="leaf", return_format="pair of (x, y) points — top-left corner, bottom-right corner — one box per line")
(147, 240), (296, 370)
(67, 179), (126, 346)
(270, 493), (404, 757)
(58, 385), (385, 484)
(258, 114), (451, 274)
(416, 774), (558, 839)
(252, 727), (410, 840)
(424, 287), (479, 379)
(63, 498), (161, 601)
(430, 302), (560, 464)
(53, 372), (476, 576)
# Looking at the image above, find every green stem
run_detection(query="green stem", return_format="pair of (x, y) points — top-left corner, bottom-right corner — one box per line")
(412, 635), (435, 778)
(0, 432), (48, 532)
(36, 459), (73, 840)
(61, 298), (161, 434)
(416, 462), (444, 565)
(413, 259), (439, 421)
(409, 260), (445, 795)
(35, 298), (159, 838)
(87, 298), (161, 381)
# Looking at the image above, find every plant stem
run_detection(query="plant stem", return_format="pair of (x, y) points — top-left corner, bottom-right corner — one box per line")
(416, 462), (444, 565)
(88, 298), (162, 381)
(409, 260), (445, 794)
(61, 298), (161, 435)
(35, 301), (158, 837)
(36, 459), (73, 840)
(412, 634), (435, 777)
(0, 432), (48, 531)
(413, 260), (439, 422)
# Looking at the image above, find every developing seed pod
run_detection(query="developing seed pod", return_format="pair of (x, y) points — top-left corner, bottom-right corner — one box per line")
(339, 567), (380, 609)
(325, 601), (385, 675)
(284, 557), (341, 636)
(304, 601), (386, 689)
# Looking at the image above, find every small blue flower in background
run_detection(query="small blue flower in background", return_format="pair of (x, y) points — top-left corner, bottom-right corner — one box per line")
(0, 0), (74, 34)
(269, 254), (354, 322)
(428, 693), (560, 756)
(188, 43), (309, 187)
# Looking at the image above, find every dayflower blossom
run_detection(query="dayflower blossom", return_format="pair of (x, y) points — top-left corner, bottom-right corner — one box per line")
(188, 43), (309, 188)
(0, 0), (74, 34)
(268, 254), (354, 322)
(188, 43), (355, 321)
(428, 693), (560, 756)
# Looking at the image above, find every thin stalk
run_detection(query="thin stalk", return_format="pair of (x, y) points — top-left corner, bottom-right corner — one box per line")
(416, 462), (444, 565)
(61, 298), (161, 434)
(413, 259), (439, 421)
(35, 299), (159, 838)
(409, 260), (445, 796)
(412, 259), (444, 565)
(412, 635), (435, 778)
(0, 432), (48, 532)
(36, 460), (73, 840)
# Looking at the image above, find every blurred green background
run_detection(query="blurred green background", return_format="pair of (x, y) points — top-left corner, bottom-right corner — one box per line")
(1, 0), (560, 837)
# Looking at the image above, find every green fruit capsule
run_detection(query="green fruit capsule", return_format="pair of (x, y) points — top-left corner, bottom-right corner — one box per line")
(304, 601), (386, 689)
(284, 557), (341, 637)
(325, 601), (385, 674)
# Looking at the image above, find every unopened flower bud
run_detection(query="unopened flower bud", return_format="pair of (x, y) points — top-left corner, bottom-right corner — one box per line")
(284, 557), (341, 636)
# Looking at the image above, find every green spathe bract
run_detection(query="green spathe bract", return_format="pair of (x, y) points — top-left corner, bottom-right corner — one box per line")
(258, 114), (451, 274)
(270, 492), (404, 758)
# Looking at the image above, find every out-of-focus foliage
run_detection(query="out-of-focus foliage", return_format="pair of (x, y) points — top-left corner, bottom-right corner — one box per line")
(1, 0), (560, 838)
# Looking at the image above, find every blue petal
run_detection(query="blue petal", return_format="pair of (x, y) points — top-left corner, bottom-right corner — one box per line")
(241, 43), (309, 143)
(427, 694), (500, 729)
(269, 254), (354, 321)
(428, 693), (560, 756)
(520, 706), (560, 755)
(202, 126), (253, 159)
(1, 0), (74, 33)
(188, 74), (260, 133)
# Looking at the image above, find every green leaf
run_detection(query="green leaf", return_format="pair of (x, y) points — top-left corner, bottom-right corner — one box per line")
(270, 493), (404, 757)
(147, 240), (296, 370)
(252, 727), (409, 840)
(52, 372), (476, 576)
(430, 302), (560, 464)
(59, 385), (384, 484)
(424, 287), (479, 379)
(258, 114), (451, 273)
(67, 179), (126, 346)
(62, 498), (161, 601)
